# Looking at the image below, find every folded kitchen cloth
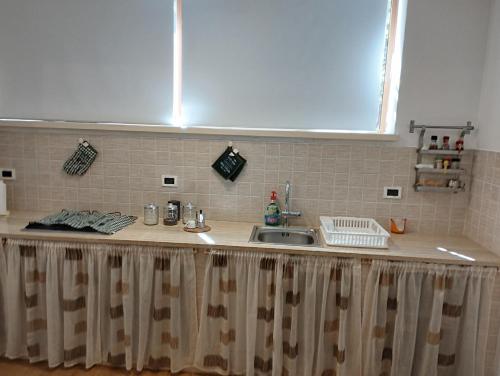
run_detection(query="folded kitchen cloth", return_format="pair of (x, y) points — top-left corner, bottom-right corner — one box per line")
(25, 209), (137, 234)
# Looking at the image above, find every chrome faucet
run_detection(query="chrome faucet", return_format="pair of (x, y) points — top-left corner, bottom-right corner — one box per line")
(282, 181), (301, 227)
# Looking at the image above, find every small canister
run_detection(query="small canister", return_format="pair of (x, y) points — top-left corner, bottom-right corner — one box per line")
(144, 203), (159, 225)
(451, 158), (460, 170)
(163, 203), (178, 226)
(435, 159), (443, 169)
(168, 200), (181, 221)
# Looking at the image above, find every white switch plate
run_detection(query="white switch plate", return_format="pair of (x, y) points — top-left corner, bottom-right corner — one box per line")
(383, 186), (402, 199)
(0, 168), (15, 180)
(161, 175), (178, 187)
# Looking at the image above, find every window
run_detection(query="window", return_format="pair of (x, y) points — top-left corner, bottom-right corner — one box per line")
(181, 0), (400, 133)
(0, 0), (404, 135)
(0, 0), (174, 124)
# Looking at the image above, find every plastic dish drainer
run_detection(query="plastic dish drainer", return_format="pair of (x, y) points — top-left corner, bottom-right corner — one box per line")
(320, 216), (390, 249)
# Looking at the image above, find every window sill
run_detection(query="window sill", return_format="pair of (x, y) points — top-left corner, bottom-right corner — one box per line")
(0, 119), (400, 141)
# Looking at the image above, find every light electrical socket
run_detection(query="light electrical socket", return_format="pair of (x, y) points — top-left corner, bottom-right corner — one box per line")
(0, 168), (15, 180)
(383, 186), (402, 199)
(161, 175), (178, 187)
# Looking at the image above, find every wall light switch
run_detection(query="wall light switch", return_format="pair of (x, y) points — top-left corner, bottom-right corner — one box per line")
(161, 175), (178, 187)
(383, 186), (402, 199)
(0, 168), (15, 180)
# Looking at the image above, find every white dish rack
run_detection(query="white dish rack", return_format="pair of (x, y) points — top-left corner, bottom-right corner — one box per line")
(320, 216), (390, 249)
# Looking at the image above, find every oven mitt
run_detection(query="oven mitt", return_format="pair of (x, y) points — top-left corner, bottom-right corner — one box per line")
(63, 139), (98, 176)
(212, 146), (246, 181)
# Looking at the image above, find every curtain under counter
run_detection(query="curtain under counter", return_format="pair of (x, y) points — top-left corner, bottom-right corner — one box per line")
(195, 250), (363, 376)
(362, 260), (496, 376)
(0, 239), (197, 372)
(0, 238), (498, 375)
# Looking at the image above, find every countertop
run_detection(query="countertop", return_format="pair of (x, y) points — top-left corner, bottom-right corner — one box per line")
(1, 211), (499, 267)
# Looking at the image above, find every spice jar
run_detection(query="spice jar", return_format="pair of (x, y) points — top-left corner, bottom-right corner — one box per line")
(144, 203), (159, 225)
(443, 158), (450, 170)
(435, 158), (443, 169)
(429, 136), (438, 150)
(163, 203), (178, 226)
(455, 137), (464, 151)
(442, 136), (450, 150)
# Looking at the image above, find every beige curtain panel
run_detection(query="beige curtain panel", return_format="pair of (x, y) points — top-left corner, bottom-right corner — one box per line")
(0, 239), (197, 372)
(362, 260), (496, 376)
(194, 250), (363, 375)
(0, 239), (6, 356)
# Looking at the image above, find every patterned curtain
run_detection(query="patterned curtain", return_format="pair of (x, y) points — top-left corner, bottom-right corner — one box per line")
(0, 239), (197, 372)
(195, 250), (362, 376)
(362, 260), (496, 376)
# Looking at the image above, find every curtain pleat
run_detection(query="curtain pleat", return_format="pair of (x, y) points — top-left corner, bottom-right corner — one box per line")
(0, 240), (6, 355)
(194, 250), (362, 376)
(362, 260), (496, 376)
(2, 239), (197, 372)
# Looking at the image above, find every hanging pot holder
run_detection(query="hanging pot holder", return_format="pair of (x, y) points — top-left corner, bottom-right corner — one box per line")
(63, 138), (98, 176)
(212, 145), (246, 181)
(228, 151), (246, 181)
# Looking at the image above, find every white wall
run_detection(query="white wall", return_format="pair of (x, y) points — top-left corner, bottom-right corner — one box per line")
(395, 0), (491, 147)
(478, 0), (500, 152)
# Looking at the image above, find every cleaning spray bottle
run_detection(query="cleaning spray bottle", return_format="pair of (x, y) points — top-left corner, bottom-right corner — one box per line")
(264, 191), (281, 226)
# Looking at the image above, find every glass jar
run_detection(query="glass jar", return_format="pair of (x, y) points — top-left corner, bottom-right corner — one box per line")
(143, 203), (159, 225)
(429, 135), (438, 150)
(442, 136), (450, 150)
(163, 203), (178, 226)
(183, 202), (197, 228)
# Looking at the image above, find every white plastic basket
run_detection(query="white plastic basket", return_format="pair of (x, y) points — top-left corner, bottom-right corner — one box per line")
(320, 216), (390, 249)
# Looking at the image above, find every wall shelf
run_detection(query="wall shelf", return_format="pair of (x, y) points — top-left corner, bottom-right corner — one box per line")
(414, 185), (466, 193)
(410, 120), (473, 193)
(415, 167), (465, 175)
(418, 149), (462, 156)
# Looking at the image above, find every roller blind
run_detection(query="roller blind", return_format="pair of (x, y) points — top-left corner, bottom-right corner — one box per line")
(183, 0), (389, 131)
(0, 0), (174, 124)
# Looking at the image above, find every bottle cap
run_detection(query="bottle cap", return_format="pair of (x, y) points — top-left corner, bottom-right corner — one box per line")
(271, 191), (277, 201)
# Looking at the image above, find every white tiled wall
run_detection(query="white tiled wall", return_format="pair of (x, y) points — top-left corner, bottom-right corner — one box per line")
(465, 150), (500, 254)
(0, 128), (472, 233)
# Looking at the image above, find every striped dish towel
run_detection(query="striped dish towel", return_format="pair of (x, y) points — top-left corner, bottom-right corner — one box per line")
(26, 210), (137, 234)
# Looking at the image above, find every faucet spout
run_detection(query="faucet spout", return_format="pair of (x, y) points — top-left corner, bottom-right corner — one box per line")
(282, 180), (301, 227)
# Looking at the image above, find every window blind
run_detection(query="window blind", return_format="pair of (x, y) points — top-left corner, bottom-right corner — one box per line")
(182, 0), (390, 131)
(0, 0), (174, 124)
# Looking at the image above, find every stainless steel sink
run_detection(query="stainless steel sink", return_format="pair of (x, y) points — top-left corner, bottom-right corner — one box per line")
(249, 226), (320, 246)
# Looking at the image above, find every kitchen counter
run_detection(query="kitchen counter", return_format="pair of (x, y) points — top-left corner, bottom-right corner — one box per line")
(1, 211), (499, 267)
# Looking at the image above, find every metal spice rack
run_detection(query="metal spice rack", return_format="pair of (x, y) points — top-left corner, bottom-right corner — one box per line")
(409, 120), (474, 193)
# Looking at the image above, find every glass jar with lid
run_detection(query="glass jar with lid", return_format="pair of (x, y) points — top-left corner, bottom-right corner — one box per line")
(163, 203), (178, 226)
(183, 202), (197, 228)
(143, 203), (159, 225)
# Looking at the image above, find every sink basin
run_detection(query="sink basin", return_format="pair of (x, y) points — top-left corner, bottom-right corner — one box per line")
(249, 226), (320, 246)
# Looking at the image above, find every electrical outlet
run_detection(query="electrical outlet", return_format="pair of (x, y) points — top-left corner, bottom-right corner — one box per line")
(0, 168), (15, 180)
(161, 175), (178, 187)
(383, 186), (402, 199)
